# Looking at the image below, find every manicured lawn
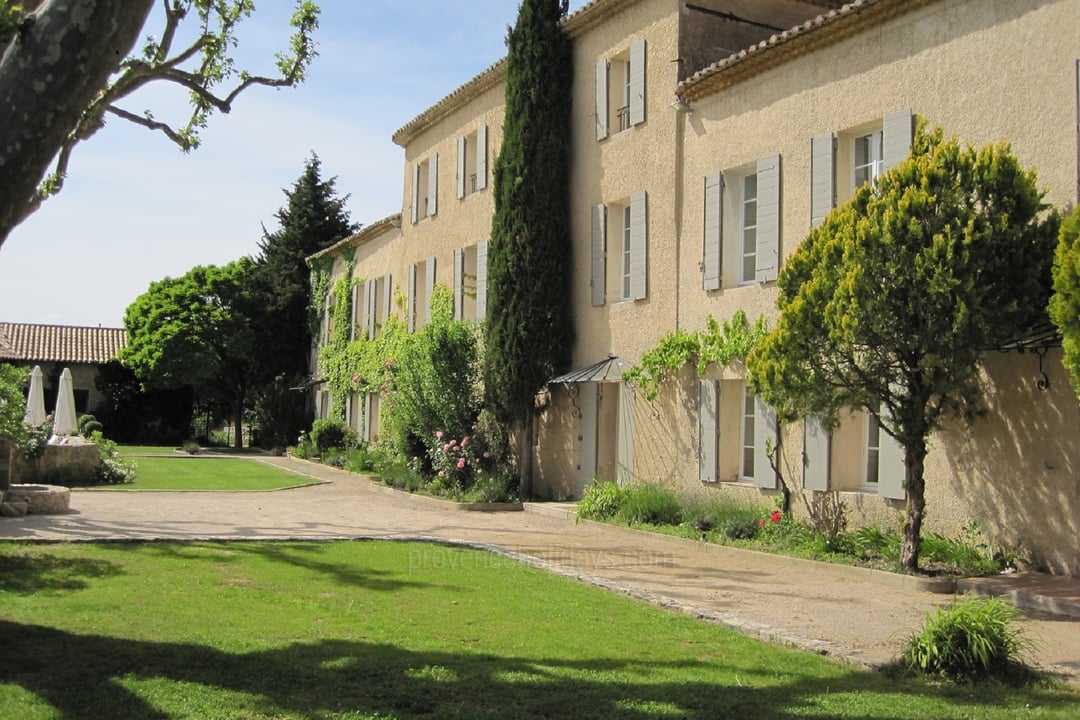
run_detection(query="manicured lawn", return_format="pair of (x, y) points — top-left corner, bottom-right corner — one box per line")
(105, 456), (315, 491)
(119, 445), (182, 456)
(0, 541), (1074, 719)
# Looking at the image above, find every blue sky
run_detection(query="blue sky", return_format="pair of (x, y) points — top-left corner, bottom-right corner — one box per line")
(0, 1), (587, 328)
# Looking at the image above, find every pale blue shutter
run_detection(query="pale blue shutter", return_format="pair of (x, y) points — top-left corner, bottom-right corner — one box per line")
(755, 155), (780, 283)
(591, 204), (606, 306)
(410, 164), (420, 224)
(453, 248), (464, 320)
(363, 279), (375, 338)
(364, 393), (374, 444)
(629, 190), (647, 300)
(475, 125), (488, 191)
(881, 109), (913, 174)
(629, 39), (646, 126)
(424, 256), (436, 324)
(349, 282), (360, 341)
(476, 240), (488, 320)
(803, 416), (830, 491)
(617, 383), (635, 485)
(878, 409), (906, 500)
(810, 133), (835, 227)
(427, 153), (438, 216)
(407, 264), (417, 333)
(595, 59), (609, 140)
(699, 380), (718, 483)
(456, 137), (466, 199)
(381, 274), (392, 324)
(753, 396), (778, 489)
(703, 172), (723, 291)
(578, 383), (598, 490)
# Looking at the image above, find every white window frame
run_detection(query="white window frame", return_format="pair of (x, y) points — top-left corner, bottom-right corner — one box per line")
(863, 411), (881, 492)
(852, 131), (883, 190)
(740, 173), (758, 285)
(621, 204), (632, 300)
(740, 387), (756, 481)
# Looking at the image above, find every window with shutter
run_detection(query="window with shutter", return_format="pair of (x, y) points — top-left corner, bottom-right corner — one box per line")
(596, 39), (646, 140)
(699, 380), (719, 483)
(703, 172), (723, 291)
(591, 204), (606, 306)
(453, 248), (464, 321)
(407, 263), (417, 333)
(476, 241), (488, 321)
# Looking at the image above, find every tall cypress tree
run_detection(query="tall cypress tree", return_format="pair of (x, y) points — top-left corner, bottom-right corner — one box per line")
(483, 0), (574, 494)
(252, 153), (359, 445)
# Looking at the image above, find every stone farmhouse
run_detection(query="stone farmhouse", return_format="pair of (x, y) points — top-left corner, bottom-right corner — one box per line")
(310, 0), (1080, 574)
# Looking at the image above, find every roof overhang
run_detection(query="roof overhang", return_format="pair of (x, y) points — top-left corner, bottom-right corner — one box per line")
(549, 355), (632, 384)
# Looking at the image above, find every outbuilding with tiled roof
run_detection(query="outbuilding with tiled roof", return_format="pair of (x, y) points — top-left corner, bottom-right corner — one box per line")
(0, 322), (128, 414)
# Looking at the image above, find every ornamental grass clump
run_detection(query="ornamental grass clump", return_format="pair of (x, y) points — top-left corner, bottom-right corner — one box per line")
(577, 480), (630, 521)
(901, 597), (1034, 684)
(617, 484), (683, 526)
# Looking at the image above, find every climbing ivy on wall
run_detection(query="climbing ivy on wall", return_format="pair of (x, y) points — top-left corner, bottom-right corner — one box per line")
(307, 255), (334, 337)
(624, 310), (768, 401)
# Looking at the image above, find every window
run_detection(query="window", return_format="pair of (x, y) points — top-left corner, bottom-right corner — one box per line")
(410, 153), (438, 223)
(591, 191), (647, 305)
(698, 379), (777, 487)
(361, 274), (392, 339)
(811, 109), (912, 227)
(702, 155), (780, 291)
(852, 131), (883, 189)
(741, 389), (756, 480)
(595, 39), (646, 140)
(621, 205), (632, 300)
(456, 125), (488, 198)
(407, 257), (436, 333)
(453, 243), (488, 322)
(864, 413), (880, 487)
(740, 174), (758, 285)
(803, 409), (905, 499)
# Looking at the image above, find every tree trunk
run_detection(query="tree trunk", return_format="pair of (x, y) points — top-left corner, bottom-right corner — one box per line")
(516, 410), (535, 499)
(0, 0), (154, 247)
(899, 436), (928, 571)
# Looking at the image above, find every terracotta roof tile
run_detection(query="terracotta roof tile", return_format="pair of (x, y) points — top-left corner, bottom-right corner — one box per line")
(0, 322), (127, 364)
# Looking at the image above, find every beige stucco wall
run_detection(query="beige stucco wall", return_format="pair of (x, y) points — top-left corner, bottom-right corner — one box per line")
(662, 0), (1080, 573)
(399, 81), (505, 302)
(315, 0), (1080, 572)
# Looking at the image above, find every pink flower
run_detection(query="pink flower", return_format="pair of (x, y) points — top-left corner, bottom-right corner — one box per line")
(438, 470), (445, 478)
(443, 443), (451, 452)
(759, 519), (766, 527)
(449, 438), (457, 446)
(457, 458), (466, 469)
(435, 431), (443, 440)
(352, 374), (362, 384)
(462, 436), (470, 444)
(483, 451), (490, 459)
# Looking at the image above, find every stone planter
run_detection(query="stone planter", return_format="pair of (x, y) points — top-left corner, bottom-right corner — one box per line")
(2, 484), (71, 515)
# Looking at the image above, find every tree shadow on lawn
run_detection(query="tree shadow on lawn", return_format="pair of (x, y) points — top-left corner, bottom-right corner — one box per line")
(101, 540), (431, 594)
(0, 552), (123, 594)
(3, 620), (1077, 720)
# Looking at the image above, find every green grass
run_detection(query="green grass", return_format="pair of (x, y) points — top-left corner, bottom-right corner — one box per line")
(0, 541), (1074, 719)
(105, 456), (315, 491)
(118, 445), (182, 456)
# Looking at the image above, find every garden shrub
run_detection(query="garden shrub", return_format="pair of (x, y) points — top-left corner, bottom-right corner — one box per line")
(309, 418), (353, 454)
(77, 414), (104, 437)
(901, 597), (1033, 683)
(464, 473), (518, 504)
(720, 516), (761, 540)
(577, 480), (630, 521)
(618, 484), (683, 526)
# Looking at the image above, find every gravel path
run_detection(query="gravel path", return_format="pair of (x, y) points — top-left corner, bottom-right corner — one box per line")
(3, 455), (1078, 686)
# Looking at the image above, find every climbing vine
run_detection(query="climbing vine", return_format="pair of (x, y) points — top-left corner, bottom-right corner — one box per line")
(624, 310), (768, 401)
(306, 255), (333, 337)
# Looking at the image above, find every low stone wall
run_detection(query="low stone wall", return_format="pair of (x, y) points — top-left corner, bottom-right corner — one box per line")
(10, 442), (100, 484)
(2, 484), (71, 515)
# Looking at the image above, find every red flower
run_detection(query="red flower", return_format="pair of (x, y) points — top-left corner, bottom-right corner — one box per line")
(759, 519), (766, 527)
(770, 510), (782, 524)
